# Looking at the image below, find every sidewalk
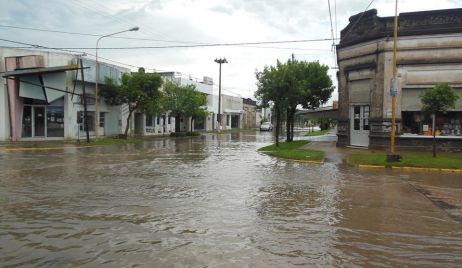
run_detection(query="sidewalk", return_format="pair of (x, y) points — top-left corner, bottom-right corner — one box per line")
(301, 131), (462, 222)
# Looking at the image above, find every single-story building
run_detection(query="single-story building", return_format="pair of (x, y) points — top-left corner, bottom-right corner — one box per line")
(0, 48), (130, 141)
(336, 8), (462, 151)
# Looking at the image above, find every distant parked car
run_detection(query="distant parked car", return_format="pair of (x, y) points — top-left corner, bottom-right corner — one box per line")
(260, 122), (273, 131)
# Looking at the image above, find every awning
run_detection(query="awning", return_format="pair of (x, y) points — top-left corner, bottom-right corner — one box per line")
(18, 72), (67, 103)
(3, 65), (81, 103)
(2, 65), (80, 78)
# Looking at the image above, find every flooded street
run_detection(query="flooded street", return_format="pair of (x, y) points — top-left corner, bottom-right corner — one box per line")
(1, 132), (461, 267)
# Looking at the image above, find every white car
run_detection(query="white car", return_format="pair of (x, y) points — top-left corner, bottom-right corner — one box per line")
(260, 122), (273, 131)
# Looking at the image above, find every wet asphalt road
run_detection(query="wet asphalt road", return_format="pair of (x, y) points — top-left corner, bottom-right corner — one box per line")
(0, 131), (461, 267)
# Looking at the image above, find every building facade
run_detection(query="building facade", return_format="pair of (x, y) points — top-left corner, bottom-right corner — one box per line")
(242, 98), (257, 129)
(336, 8), (462, 151)
(0, 48), (130, 141)
(222, 94), (243, 130)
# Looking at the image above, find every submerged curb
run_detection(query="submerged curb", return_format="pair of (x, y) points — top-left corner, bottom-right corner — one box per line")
(391, 166), (462, 173)
(288, 159), (324, 164)
(0, 145), (98, 152)
(358, 164), (386, 170)
(358, 164), (462, 173)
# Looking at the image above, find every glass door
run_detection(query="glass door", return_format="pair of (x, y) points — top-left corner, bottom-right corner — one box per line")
(22, 106), (32, 137)
(34, 107), (45, 137)
(350, 105), (370, 147)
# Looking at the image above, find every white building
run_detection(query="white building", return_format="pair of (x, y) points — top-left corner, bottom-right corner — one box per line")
(0, 48), (130, 141)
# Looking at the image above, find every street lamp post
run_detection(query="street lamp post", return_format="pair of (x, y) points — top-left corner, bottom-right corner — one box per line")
(214, 58), (228, 132)
(95, 26), (139, 139)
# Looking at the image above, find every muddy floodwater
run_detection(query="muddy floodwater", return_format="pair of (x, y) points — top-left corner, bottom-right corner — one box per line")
(1, 132), (461, 267)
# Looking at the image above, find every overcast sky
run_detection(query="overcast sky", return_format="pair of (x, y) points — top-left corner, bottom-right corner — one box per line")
(1, 0), (460, 102)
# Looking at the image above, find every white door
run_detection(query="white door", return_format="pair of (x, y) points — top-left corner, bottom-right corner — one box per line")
(350, 105), (370, 147)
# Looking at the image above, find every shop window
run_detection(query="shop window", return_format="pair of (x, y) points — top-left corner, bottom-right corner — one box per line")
(402, 111), (462, 136)
(47, 106), (64, 137)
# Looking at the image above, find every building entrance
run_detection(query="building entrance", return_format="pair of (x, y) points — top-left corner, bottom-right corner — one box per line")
(350, 105), (370, 147)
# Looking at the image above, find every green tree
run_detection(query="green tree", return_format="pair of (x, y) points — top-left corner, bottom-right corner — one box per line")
(255, 58), (334, 145)
(421, 83), (459, 157)
(284, 59), (333, 141)
(100, 69), (163, 137)
(163, 81), (208, 132)
(255, 61), (286, 146)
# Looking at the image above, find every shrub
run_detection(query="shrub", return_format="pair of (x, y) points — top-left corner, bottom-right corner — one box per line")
(170, 132), (187, 137)
(186, 131), (200, 136)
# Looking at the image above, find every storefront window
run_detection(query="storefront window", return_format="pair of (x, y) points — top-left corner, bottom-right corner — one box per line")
(402, 111), (462, 136)
(47, 106), (64, 137)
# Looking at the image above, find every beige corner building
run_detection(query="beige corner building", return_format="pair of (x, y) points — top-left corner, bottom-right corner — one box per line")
(336, 8), (462, 151)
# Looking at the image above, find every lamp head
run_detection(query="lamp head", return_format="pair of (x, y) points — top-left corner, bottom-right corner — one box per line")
(129, 26), (140, 31)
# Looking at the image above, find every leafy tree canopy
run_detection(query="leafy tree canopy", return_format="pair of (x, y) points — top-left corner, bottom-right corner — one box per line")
(100, 70), (163, 136)
(255, 58), (334, 144)
(421, 83), (459, 114)
(163, 81), (208, 131)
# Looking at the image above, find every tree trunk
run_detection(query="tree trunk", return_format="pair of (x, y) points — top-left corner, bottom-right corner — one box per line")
(124, 108), (135, 137)
(432, 113), (436, 158)
(275, 104), (280, 147)
(190, 117), (194, 132)
(290, 108), (296, 141)
(175, 115), (181, 132)
(286, 108), (291, 142)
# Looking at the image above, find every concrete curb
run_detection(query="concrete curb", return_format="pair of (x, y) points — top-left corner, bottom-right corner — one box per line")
(358, 164), (386, 170)
(288, 159), (324, 164)
(0, 145), (98, 152)
(358, 164), (462, 173)
(391, 166), (462, 174)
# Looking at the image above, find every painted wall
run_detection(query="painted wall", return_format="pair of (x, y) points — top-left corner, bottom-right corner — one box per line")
(0, 48), (131, 141)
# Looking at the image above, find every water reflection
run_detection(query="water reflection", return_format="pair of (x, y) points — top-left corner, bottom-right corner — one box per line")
(0, 133), (461, 267)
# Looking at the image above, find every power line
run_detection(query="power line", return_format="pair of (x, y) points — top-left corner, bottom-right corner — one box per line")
(0, 24), (333, 52)
(0, 38), (85, 55)
(327, 0), (337, 68)
(334, 0), (338, 41)
(9, 38), (335, 50)
(0, 24), (206, 44)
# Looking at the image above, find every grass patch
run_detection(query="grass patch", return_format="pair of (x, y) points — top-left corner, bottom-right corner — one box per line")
(304, 129), (330, 136)
(258, 140), (324, 162)
(348, 152), (462, 169)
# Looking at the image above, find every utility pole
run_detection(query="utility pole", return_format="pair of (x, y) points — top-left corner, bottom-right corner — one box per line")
(387, 0), (401, 162)
(214, 58), (228, 132)
(79, 58), (90, 143)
